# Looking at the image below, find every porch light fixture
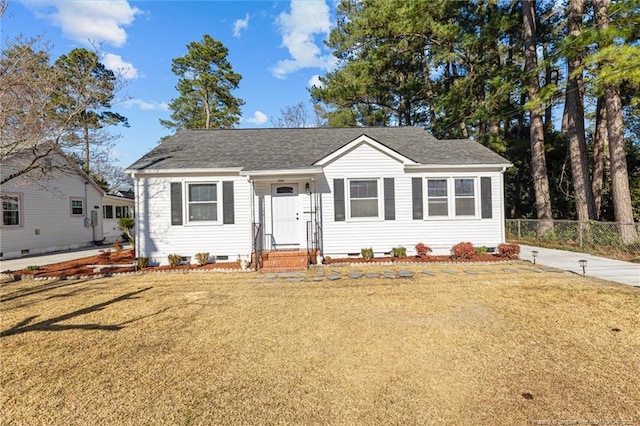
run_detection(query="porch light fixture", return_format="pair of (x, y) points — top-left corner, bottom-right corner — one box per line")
(531, 250), (538, 264)
(578, 259), (587, 277)
(305, 182), (311, 195)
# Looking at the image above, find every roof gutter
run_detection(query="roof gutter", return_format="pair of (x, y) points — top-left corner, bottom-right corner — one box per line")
(126, 167), (243, 178)
(404, 163), (513, 172)
(239, 167), (323, 179)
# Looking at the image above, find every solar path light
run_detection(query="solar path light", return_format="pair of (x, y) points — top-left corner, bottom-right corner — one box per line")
(578, 259), (587, 277)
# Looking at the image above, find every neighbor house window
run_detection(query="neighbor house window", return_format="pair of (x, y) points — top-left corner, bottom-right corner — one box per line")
(349, 179), (379, 218)
(104, 205), (114, 219)
(188, 183), (218, 222)
(70, 198), (84, 216)
(427, 179), (448, 217)
(454, 178), (476, 216)
(115, 206), (131, 218)
(2, 195), (21, 226)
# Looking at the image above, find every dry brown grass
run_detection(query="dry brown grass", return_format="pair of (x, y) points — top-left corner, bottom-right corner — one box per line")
(1, 265), (639, 425)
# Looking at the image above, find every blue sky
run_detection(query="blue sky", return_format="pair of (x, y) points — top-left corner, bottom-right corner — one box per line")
(1, 0), (337, 168)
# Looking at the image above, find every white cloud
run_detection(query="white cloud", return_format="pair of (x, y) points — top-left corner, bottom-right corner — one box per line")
(122, 98), (169, 111)
(272, 1), (336, 78)
(246, 110), (268, 124)
(233, 13), (250, 38)
(102, 53), (139, 80)
(308, 74), (324, 88)
(22, 0), (141, 47)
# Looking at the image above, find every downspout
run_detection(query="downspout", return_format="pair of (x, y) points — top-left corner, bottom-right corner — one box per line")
(500, 166), (507, 244)
(249, 178), (257, 271)
(84, 181), (95, 242)
(133, 172), (140, 269)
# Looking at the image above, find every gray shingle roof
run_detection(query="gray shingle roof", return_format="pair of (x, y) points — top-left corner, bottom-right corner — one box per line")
(127, 127), (510, 172)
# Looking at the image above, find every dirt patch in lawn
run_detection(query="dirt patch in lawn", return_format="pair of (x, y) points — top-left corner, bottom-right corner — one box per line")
(1, 267), (638, 425)
(9, 249), (240, 278)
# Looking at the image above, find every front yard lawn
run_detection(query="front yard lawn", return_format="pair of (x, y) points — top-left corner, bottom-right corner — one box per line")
(1, 265), (638, 425)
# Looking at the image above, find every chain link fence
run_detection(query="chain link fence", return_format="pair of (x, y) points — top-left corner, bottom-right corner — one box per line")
(506, 219), (640, 258)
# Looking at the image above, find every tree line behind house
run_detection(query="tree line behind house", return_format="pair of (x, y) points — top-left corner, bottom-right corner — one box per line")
(1, 0), (638, 243)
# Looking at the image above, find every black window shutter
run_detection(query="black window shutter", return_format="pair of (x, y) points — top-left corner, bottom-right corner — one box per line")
(170, 182), (183, 225)
(412, 178), (423, 220)
(334, 179), (345, 221)
(481, 177), (492, 218)
(384, 178), (395, 220)
(223, 181), (235, 224)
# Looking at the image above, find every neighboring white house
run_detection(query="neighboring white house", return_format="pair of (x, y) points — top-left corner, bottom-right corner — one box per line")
(102, 193), (135, 244)
(1, 150), (105, 260)
(127, 127), (512, 266)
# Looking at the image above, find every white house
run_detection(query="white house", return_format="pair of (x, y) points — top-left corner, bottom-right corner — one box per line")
(1, 150), (105, 260)
(127, 127), (512, 267)
(102, 193), (135, 244)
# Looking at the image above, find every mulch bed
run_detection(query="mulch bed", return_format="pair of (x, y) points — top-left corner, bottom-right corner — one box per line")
(6, 250), (515, 279)
(8, 249), (241, 279)
(325, 254), (513, 264)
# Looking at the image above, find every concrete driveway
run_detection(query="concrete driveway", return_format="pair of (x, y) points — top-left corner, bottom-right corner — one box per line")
(519, 244), (639, 287)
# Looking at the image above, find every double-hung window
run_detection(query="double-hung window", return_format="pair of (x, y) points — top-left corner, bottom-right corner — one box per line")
(104, 205), (114, 219)
(71, 198), (84, 216)
(427, 179), (448, 217)
(188, 183), (218, 222)
(415, 177), (480, 219)
(454, 178), (475, 216)
(2, 195), (21, 226)
(349, 179), (379, 219)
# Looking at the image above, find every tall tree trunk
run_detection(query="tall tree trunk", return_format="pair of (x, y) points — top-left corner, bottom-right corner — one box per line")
(592, 96), (608, 219)
(564, 0), (597, 222)
(522, 0), (553, 232)
(594, 0), (638, 243)
(543, 42), (553, 128)
(84, 124), (90, 172)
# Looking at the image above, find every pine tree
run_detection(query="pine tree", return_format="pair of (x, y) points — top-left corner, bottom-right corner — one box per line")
(161, 34), (244, 130)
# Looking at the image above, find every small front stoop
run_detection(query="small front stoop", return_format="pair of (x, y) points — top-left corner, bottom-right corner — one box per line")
(259, 250), (309, 272)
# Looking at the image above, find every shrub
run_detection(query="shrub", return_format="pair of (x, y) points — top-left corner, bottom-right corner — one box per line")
(118, 217), (135, 248)
(26, 265), (40, 271)
(451, 242), (476, 260)
(361, 247), (374, 260)
(98, 249), (111, 263)
(195, 252), (210, 266)
(415, 243), (432, 260)
(168, 254), (182, 267)
(475, 246), (488, 256)
(137, 257), (149, 269)
(113, 241), (123, 253)
(391, 246), (407, 258)
(497, 243), (520, 259)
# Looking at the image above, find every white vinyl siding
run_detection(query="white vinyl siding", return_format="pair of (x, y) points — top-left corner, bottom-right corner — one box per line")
(319, 140), (506, 257)
(0, 152), (104, 259)
(136, 175), (250, 265)
(102, 196), (135, 243)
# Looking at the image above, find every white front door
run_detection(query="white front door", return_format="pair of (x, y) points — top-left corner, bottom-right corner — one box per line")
(271, 184), (300, 248)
